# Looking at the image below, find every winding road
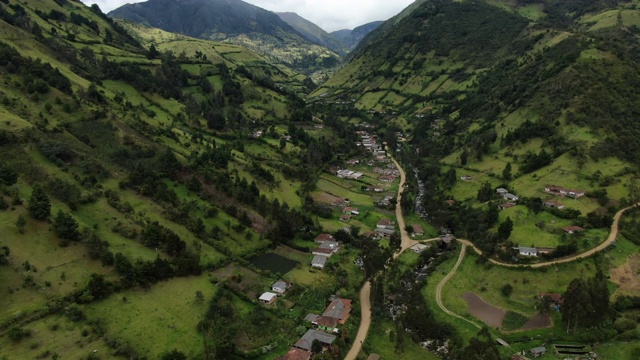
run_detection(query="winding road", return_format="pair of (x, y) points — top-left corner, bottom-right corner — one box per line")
(344, 146), (637, 359)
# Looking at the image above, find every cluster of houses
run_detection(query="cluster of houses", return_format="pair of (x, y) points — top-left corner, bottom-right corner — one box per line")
(545, 185), (585, 199)
(310, 234), (341, 270)
(496, 188), (520, 209)
(258, 279), (292, 305)
(373, 166), (400, 182)
(276, 296), (352, 360)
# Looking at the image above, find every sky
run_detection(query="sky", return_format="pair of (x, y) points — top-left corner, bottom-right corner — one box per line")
(81, 0), (416, 32)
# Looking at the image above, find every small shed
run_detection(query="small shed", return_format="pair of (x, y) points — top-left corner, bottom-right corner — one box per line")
(311, 255), (328, 269)
(272, 280), (290, 294)
(530, 346), (546, 357)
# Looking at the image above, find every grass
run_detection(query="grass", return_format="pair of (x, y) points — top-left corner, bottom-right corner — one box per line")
(595, 341), (640, 360)
(501, 310), (529, 331)
(0, 314), (114, 360)
(84, 275), (217, 359)
(362, 318), (440, 360)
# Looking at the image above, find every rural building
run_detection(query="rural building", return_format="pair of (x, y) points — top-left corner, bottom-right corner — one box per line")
(343, 207), (359, 215)
(460, 175), (472, 181)
(340, 214), (351, 221)
(312, 315), (339, 333)
(377, 219), (395, 228)
(336, 169), (363, 180)
(276, 348), (312, 360)
(529, 347), (546, 357)
(540, 292), (563, 305)
(543, 200), (565, 209)
(440, 233), (455, 245)
(365, 185), (383, 192)
(346, 159), (359, 165)
(496, 188), (509, 195)
(518, 246), (538, 257)
(411, 243), (431, 253)
(563, 226), (584, 234)
(379, 175), (396, 182)
(271, 280), (290, 294)
(295, 329), (336, 352)
(322, 298), (352, 324)
(504, 193), (519, 202)
(375, 228), (395, 239)
(313, 241), (340, 257)
(311, 255), (328, 269)
(499, 203), (517, 210)
(544, 185), (585, 198)
(411, 224), (424, 236)
(259, 292), (277, 304)
(314, 233), (334, 243)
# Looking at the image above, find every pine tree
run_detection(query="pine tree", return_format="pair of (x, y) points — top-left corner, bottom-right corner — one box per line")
(502, 162), (512, 180)
(28, 184), (51, 220)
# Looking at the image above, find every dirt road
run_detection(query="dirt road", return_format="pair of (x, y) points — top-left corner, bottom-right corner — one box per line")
(343, 281), (371, 360)
(435, 245), (481, 329)
(457, 202), (637, 268)
(344, 150), (417, 360)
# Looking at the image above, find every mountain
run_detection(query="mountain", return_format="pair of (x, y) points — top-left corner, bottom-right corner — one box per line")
(276, 12), (347, 55)
(330, 21), (383, 51)
(0, 1), (354, 357)
(108, 0), (341, 74)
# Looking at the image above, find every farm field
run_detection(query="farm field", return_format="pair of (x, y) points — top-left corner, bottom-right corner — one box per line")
(249, 253), (299, 275)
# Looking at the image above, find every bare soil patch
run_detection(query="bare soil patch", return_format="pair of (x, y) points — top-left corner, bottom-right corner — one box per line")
(462, 292), (506, 328)
(312, 191), (343, 204)
(520, 312), (552, 330)
(610, 254), (640, 296)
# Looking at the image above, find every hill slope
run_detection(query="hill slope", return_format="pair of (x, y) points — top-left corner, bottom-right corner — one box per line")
(276, 11), (347, 55)
(109, 0), (342, 74)
(330, 21), (383, 51)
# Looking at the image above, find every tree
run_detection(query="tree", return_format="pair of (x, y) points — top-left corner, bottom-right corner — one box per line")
(147, 44), (159, 60)
(28, 184), (51, 220)
(497, 217), (513, 241)
(52, 210), (81, 242)
(15, 215), (26, 234)
(452, 327), (500, 360)
(501, 283), (513, 297)
(311, 339), (322, 353)
(476, 182), (493, 202)
(161, 349), (187, 360)
(0, 164), (17, 186)
(195, 290), (205, 302)
(502, 162), (512, 180)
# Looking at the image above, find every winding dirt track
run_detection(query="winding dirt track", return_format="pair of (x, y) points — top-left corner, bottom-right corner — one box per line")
(345, 148), (636, 359)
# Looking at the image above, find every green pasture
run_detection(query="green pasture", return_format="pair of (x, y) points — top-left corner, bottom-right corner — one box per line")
(0, 314), (114, 360)
(85, 275), (217, 359)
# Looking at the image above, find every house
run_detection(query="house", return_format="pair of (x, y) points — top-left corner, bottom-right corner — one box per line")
(311, 255), (328, 269)
(340, 214), (351, 221)
(343, 207), (359, 215)
(540, 292), (563, 305)
(272, 280), (290, 294)
(529, 347), (546, 358)
(365, 185), (383, 192)
(411, 224), (424, 236)
(379, 175), (396, 182)
(276, 348), (312, 360)
(373, 167), (385, 174)
(563, 226), (584, 234)
(545, 185), (585, 198)
(304, 313), (319, 322)
(543, 200), (565, 209)
(411, 243), (431, 253)
(496, 188), (509, 195)
(346, 159), (360, 165)
(377, 219), (394, 228)
(518, 246), (538, 257)
(313, 241), (340, 257)
(374, 228), (395, 239)
(460, 175), (472, 181)
(295, 329), (337, 352)
(312, 315), (339, 333)
(259, 292), (277, 304)
(499, 203), (517, 210)
(322, 298), (351, 324)
(504, 193), (519, 202)
(315, 233), (334, 243)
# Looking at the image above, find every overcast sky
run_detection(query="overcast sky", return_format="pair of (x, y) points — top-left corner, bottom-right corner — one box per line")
(81, 0), (416, 32)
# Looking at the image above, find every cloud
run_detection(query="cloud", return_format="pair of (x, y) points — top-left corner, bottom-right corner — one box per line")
(81, 0), (415, 32)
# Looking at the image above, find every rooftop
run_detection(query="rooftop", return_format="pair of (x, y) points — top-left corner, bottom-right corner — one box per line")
(295, 329), (336, 351)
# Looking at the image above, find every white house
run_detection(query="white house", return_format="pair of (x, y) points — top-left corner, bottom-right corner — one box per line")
(259, 292), (277, 304)
(311, 255), (328, 269)
(518, 246), (538, 257)
(504, 193), (519, 202)
(271, 280), (290, 294)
